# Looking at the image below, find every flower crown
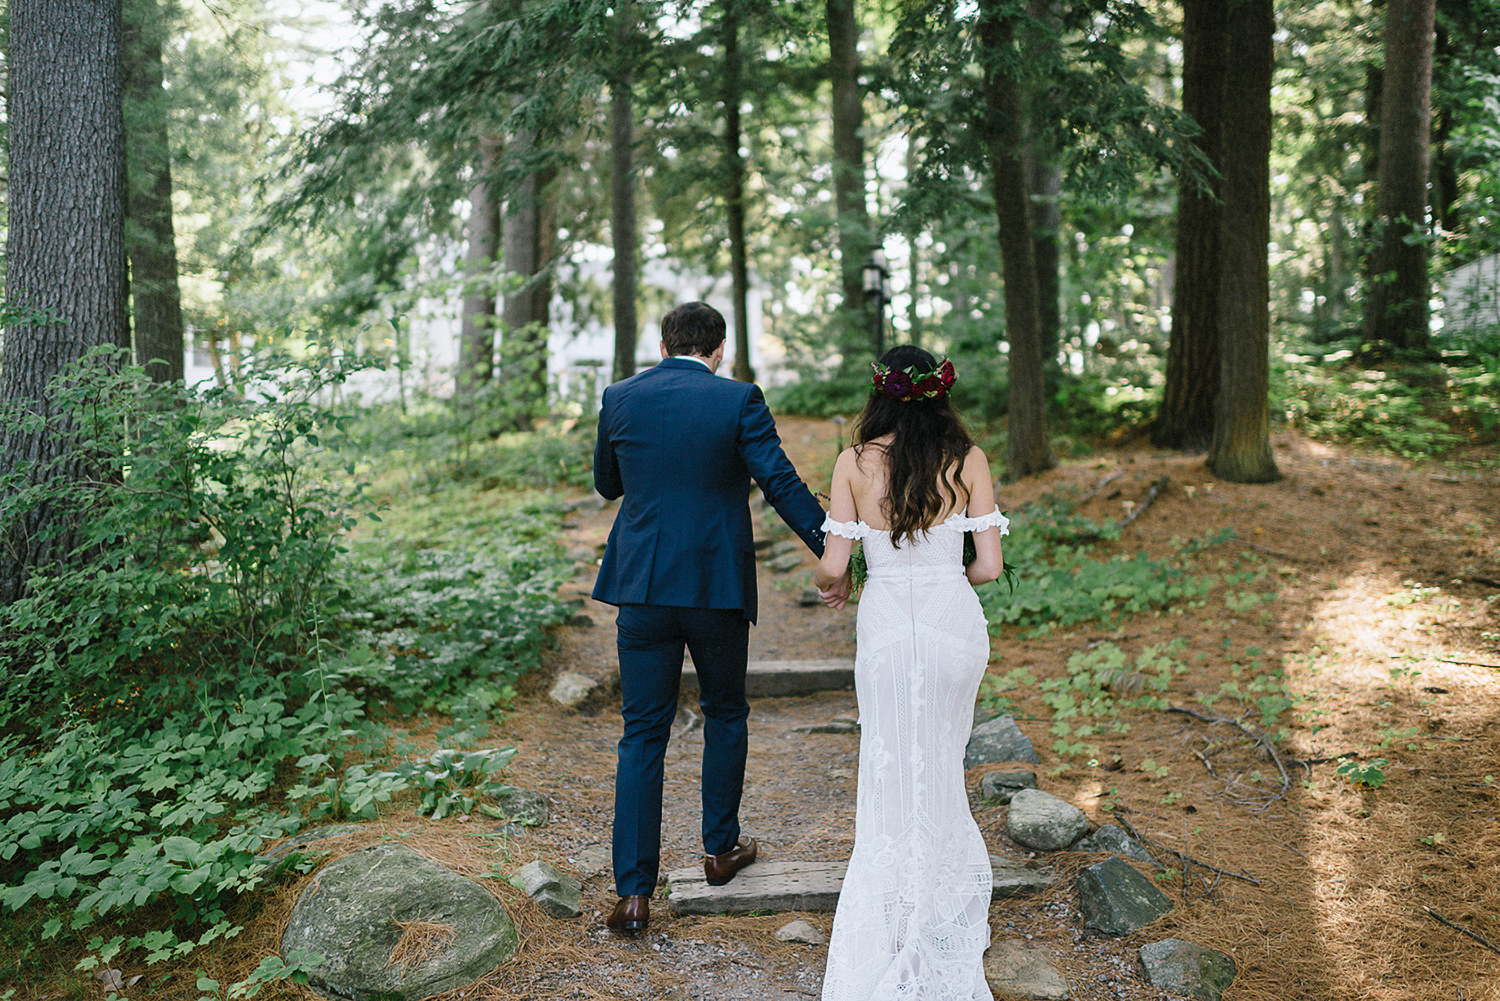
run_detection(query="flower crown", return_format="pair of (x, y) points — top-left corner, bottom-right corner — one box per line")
(871, 358), (957, 402)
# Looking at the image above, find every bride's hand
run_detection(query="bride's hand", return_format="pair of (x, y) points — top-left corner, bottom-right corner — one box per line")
(819, 569), (853, 610)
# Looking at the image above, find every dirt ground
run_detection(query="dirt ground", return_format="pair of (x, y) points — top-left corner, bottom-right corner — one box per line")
(247, 414), (1500, 1001)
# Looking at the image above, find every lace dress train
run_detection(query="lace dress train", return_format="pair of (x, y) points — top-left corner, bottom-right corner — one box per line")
(820, 510), (1010, 1001)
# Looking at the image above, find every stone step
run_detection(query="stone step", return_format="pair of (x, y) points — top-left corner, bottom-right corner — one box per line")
(679, 659), (854, 698)
(664, 856), (1052, 916)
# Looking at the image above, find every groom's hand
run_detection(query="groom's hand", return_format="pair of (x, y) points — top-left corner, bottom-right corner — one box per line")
(819, 569), (853, 610)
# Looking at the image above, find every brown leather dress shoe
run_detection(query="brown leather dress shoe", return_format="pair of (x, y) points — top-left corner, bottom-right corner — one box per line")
(704, 836), (758, 886)
(606, 894), (649, 932)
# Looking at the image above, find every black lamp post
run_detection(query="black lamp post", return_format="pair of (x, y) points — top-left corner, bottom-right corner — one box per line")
(862, 255), (891, 358)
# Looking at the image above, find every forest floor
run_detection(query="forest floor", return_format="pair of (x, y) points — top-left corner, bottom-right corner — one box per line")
(232, 414), (1500, 1001)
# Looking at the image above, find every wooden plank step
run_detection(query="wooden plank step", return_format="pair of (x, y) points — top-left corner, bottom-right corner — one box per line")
(679, 659), (855, 698)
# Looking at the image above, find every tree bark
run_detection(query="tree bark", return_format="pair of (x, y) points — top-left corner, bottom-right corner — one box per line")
(501, 136), (555, 427)
(1207, 0), (1279, 485)
(1025, 0), (1063, 395)
(457, 136), (503, 397)
(724, 5), (755, 382)
(1363, 0), (1435, 352)
(1154, 0), (1227, 452)
(1, 0), (128, 603)
(610, 0), (640, 384)
(123, 0), (184, 385)
(826, 0), (873, 355)
(978, 0), (1055, 481)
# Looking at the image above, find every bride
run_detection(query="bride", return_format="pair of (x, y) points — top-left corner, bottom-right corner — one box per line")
(813, 346), (1008, 1001)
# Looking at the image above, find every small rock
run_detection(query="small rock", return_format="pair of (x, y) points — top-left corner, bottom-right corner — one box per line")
(990, 857), (1056, 900)
(1006, 789), (1091, 851)
(983, 940), (1070, 1000)
(549, 672), (599, 708)
(567, 614), (595, 628)
(1139, 939), (1237, 1001)
(1076, 824), (1155, 865)
(487, 789), (549, 827)
(965, 715), (1040, 768)
(569, 845), (612, 880)
(1075, 857), (1174, 936)
(828, 767), (854, 779)
(791, 720), (859, 734)
(567, 547), (595, 563)
(511, 861), (584, 919)
(798, 588), (823, 607)
(980, 770), (1038, 805)
(767, 552), (804, 573)
(773, 919), (827, 945)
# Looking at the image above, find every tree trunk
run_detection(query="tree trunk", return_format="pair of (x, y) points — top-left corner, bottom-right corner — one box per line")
(1207, 0), (1279, 485)
(1025, 0), (1063, 395)
(1, 0), (128, 604)
(1154, 0), (1227, 452)
(457, 136), (502, 398)
(978, 0), (1054, 482)
(123, 0), (184, 385)
(724, 6), (754, 382)
(610, 2), (640, 384)
(1363, 0), (1435, 352)
(826, 0), (873, 355)
(501, 136), (555, 427)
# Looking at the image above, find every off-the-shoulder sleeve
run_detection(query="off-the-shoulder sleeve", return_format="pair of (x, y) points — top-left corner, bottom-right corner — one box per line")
(948, 509), (1011, 536)
(821, 514), (868, 541)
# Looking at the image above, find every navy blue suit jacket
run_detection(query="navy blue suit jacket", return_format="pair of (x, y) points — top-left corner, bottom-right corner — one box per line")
(592, 356), (826, 624)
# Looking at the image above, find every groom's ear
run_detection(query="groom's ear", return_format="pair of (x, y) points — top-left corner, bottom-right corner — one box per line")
(659, 340), (669, 360)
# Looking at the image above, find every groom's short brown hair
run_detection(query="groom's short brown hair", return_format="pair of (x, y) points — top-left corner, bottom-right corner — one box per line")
(661, 302), (726, 358)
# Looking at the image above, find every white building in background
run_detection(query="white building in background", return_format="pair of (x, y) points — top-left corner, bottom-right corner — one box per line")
(1441, 254), (1500, 340)
(184, 256), (787, 407)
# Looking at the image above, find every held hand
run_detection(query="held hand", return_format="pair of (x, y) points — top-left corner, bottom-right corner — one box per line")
(819, 569), (853, 611)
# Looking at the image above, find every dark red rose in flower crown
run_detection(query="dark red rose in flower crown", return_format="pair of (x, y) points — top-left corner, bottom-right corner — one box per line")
(881, 369), (915, 400)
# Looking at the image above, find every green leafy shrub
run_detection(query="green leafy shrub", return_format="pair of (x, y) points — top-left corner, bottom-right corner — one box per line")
(0, 349), (561, 977)
(978, 494), (1229, 633)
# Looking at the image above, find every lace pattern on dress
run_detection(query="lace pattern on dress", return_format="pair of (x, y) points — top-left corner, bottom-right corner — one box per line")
(821, 515), (869, 541)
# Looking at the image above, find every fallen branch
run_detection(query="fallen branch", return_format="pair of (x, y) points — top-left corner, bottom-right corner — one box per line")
(1464, 573), (1500, 589)
(1118, 476), (1170, 530)
(1434, 657), (1500, 670)
(1423, 907), (1500, 956)
(1110, 809), (1263, 888)
(1165, 705), (1292, 807)
(1078, 470), (1126, 505)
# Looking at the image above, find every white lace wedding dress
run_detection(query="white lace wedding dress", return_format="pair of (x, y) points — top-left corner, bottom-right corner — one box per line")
(820, 509), (1010, 1001)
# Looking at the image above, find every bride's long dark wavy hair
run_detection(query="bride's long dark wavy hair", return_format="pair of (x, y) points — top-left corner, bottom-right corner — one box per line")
(854, 345), (975, 548)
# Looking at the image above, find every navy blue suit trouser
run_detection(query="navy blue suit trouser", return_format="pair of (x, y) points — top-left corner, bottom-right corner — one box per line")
(613, 604), (750, 897)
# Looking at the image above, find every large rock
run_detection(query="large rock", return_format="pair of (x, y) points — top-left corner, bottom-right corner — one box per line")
(1006, 789), (1091, 851)
(965, 715), (1040, 768)
(984, 940), (1071, 1000)
(281, 844), (517, 1001)
(1074, 857), (1173, 936)
(1139, 939), (1237, 1001)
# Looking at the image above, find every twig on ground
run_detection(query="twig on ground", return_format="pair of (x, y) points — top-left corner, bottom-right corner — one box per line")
(1465, 573), (1500, 589)
(1166, 705), (1292, 808)
(1423, 907), (1500, 956)
(1118, 476), (1170, 530)
(1110, 808), (1263, 888)
(1078, 470), (1125, 505)
(1435, 656), (1500, 670)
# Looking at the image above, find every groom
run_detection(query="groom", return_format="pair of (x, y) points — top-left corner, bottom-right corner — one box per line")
(592, 301), (836, 933)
